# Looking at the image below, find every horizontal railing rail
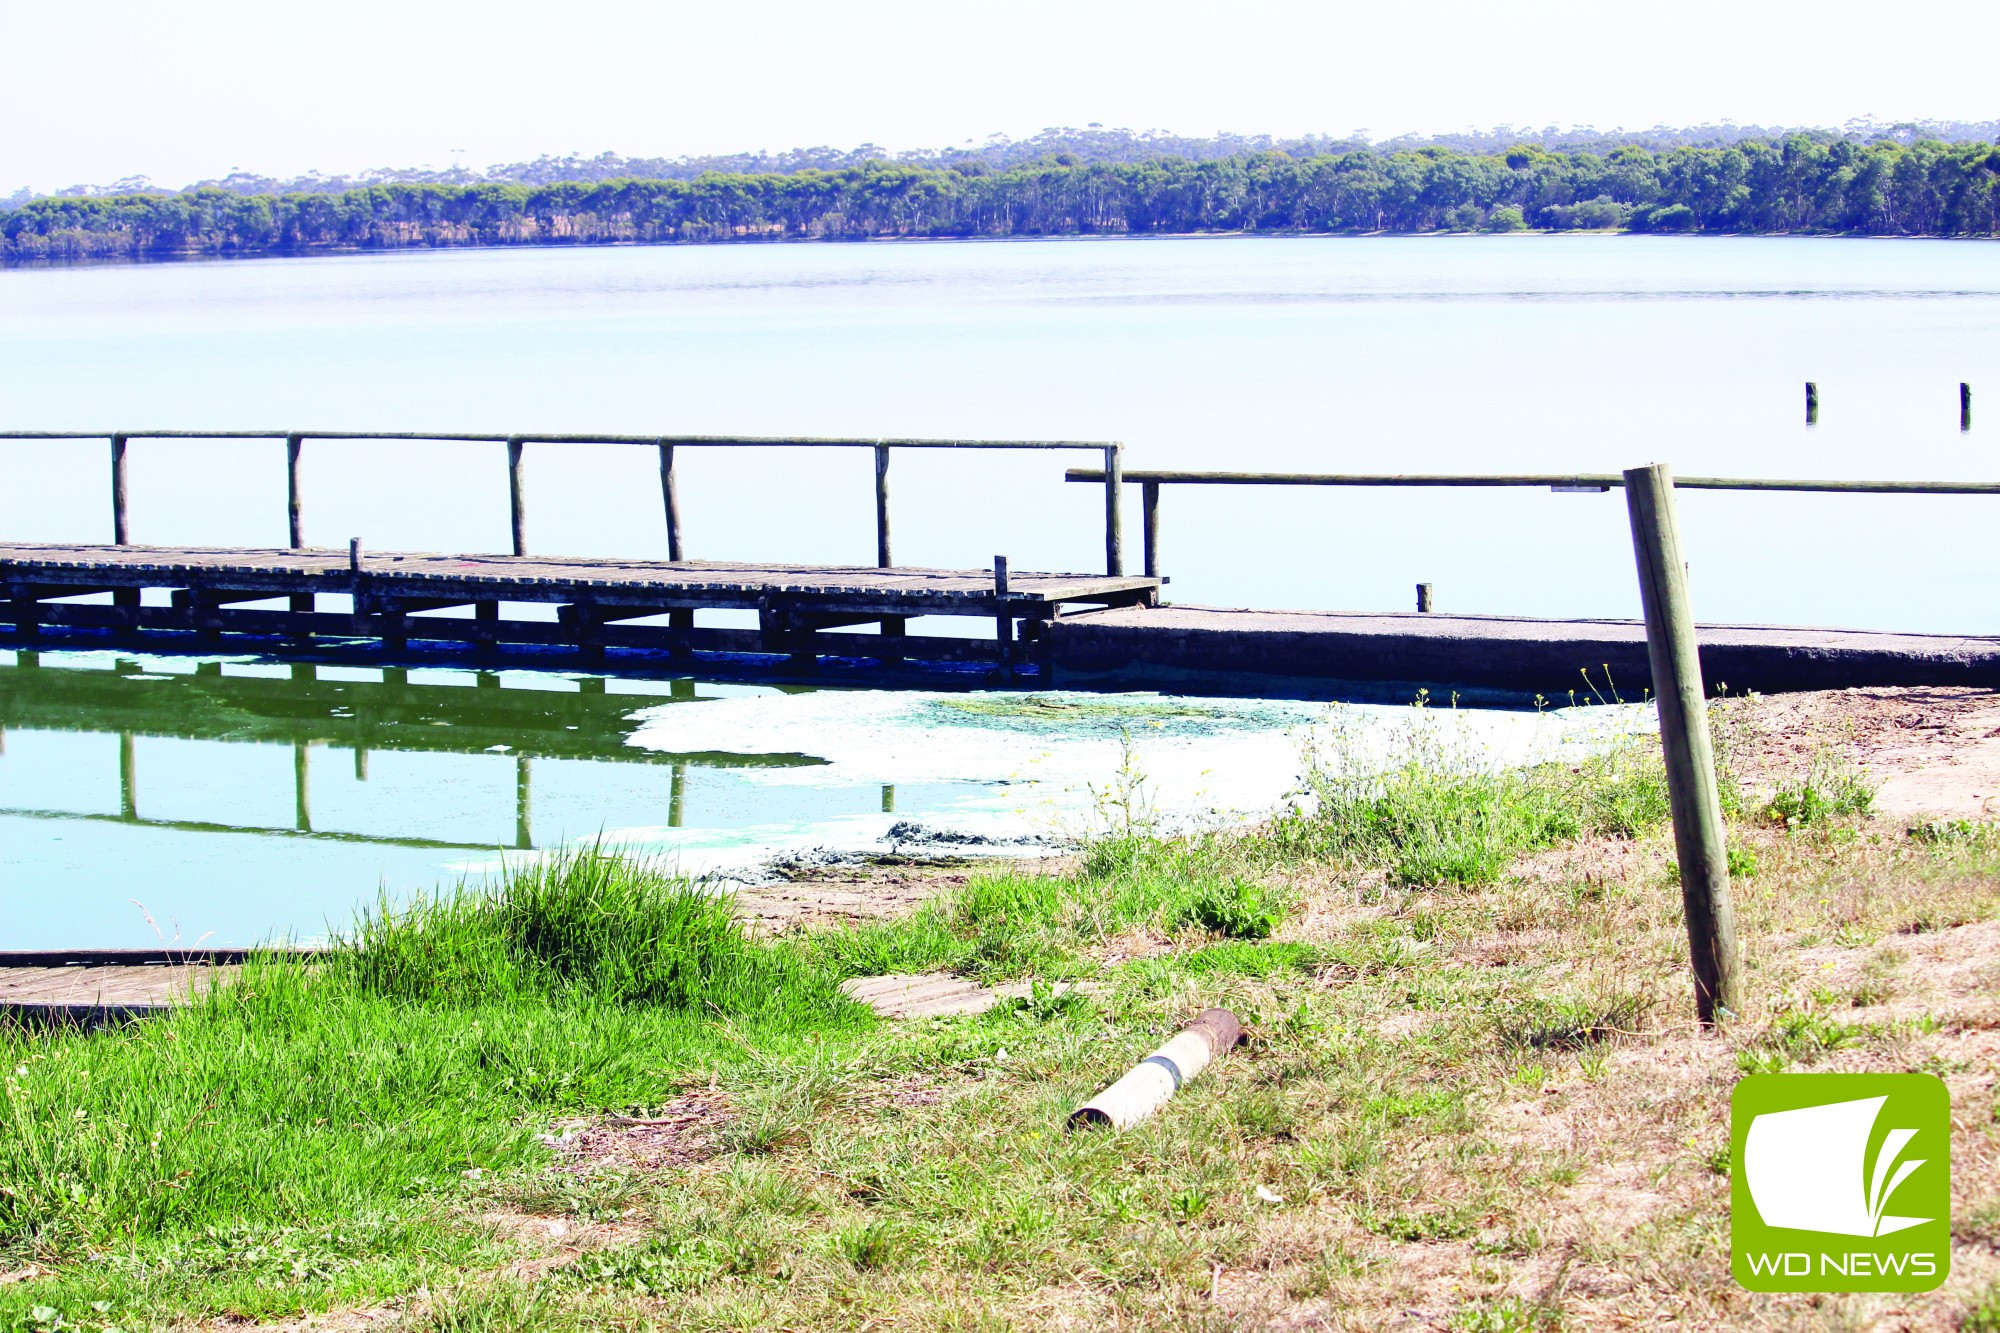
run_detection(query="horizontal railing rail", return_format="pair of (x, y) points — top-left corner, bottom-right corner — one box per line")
(0, 431), (1128, 575)
(1063, 467), (2000, 577)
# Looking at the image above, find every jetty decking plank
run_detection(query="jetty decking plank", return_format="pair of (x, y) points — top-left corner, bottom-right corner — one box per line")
(0, 544), (1158, 605)
(0, 964), (229, 1009)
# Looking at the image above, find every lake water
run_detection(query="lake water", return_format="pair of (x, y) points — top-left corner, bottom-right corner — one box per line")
(1, 234), (1994, 946)
(0, 646), (1637, 948)
(2, 234), (1997, 631)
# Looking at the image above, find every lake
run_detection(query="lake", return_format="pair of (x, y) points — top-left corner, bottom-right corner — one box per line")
(2, 234), (1997, 631)
(1, 234), (1993, 946)
(0, 646), (1638, 948)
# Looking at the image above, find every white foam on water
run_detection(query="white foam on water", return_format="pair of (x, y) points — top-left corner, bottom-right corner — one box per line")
(446, 689), (1651, 883)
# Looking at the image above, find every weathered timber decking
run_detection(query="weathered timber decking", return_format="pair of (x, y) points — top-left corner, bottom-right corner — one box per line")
(0, 964), (231, 1025)
(1, 542), (1162, 675)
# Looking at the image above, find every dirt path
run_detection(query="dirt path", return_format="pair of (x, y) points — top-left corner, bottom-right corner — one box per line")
(1725, 686), (2000, 822)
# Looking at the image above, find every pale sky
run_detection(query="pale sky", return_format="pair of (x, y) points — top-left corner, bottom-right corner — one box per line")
(4, 0), (1997, 193)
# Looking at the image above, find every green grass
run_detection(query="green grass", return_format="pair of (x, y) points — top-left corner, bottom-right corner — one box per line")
(6, 705), (1994, 1328)
(1269, 711), (1669, 887)
(0, 849), (863, 1323)
(332, 843), (833, 1012)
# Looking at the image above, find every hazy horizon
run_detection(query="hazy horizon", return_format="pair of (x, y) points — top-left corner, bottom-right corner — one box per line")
(4, 0), (1996, 198)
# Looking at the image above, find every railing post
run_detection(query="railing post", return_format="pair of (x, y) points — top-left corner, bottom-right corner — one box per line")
(1141, 480), (1160, 578)
(657, 441), (684, 561)
(110, 433), (130, 545)
(874, 444), (892, 568)
(506, 435), (527, 557)
(286, 433), (305, 549)
(1624, 462), (1743, 1026)
(993, 554), (1013, 672)
(1104, 443), (1124, 576)
(1963, 382), (1973, 433)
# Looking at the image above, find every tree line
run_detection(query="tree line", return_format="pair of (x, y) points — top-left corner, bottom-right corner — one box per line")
(7, 135), (2000, 264)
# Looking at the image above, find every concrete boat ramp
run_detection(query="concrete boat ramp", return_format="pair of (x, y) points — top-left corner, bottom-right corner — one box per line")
(1046, 605), (2000, 702)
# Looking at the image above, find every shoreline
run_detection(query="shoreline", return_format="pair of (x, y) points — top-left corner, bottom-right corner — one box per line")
(6, 225), (1997, 274)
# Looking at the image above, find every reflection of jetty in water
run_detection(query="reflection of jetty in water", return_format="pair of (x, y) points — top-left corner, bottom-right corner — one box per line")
(0, 651), (878, 852)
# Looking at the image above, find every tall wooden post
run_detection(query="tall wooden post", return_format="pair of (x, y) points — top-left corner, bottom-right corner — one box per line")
(1416, 582), (1434, 613)
(285, 433), (305, 548)
(506, 435), (527, 556)
(993, 554), (1013, 671)
(1805, 382), (1819, 424)
(1141, 481), (1161, 578)
(287, 433), (311, 616)
(1104, 443), (1125, 576)
(668, 761), (686, 828)
(110, 433), (130, 545)
(657, 441), (683, 561)
(1963, 382), (1973, 432)
(874, 444), (893, 568)
(1624, 463), (1743, 1025)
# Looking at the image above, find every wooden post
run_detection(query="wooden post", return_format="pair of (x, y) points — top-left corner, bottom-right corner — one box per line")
(1141, 480), (1161, 578)
(881, 784), (896, 814)
(994, 554), (1013, 671)
(668, 760), (686, 828)
(1104, 445), (1125, 576)
(286, 433), (305, 548)
(1805, 382), (1819, 424)
(1963, 382), (1973, 432)
(1416, 582), (1434, 613)
(657, 441), (684, 561)
(874, 444), (892, 568)
(354, 747), (369, 781)
(286, 433), (312, 616)
(1624, 463), (1743, 1025)
(348, 537), (362, 574)
(506, 435), (527, 556)
(876, 444), (905, 642)
(110, 433), (130, 545)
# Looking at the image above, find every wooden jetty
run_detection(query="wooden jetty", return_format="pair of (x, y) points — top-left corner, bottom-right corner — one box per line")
(0, 952), (241, 1026)
(0, 543), (1160, 675)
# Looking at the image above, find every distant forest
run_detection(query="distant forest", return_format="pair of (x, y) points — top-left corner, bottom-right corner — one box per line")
(7, 126), (2000, 264)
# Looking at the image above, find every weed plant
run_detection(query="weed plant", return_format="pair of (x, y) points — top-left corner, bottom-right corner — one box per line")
(1271, 705), (1669, 886)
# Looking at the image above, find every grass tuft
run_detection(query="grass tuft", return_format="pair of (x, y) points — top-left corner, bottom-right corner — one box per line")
(1272, 707), (1668, 887)
(333, 844), (831, 1014)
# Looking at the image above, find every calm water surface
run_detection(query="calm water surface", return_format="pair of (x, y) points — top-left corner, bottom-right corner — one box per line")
(0, 235), (1993, 946)
(2, 234), (1997, 630)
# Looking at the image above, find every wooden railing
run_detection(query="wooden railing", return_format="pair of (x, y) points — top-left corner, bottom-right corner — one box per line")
(1063, 467), (2000, 578)
(0, 431), (1129, 575)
